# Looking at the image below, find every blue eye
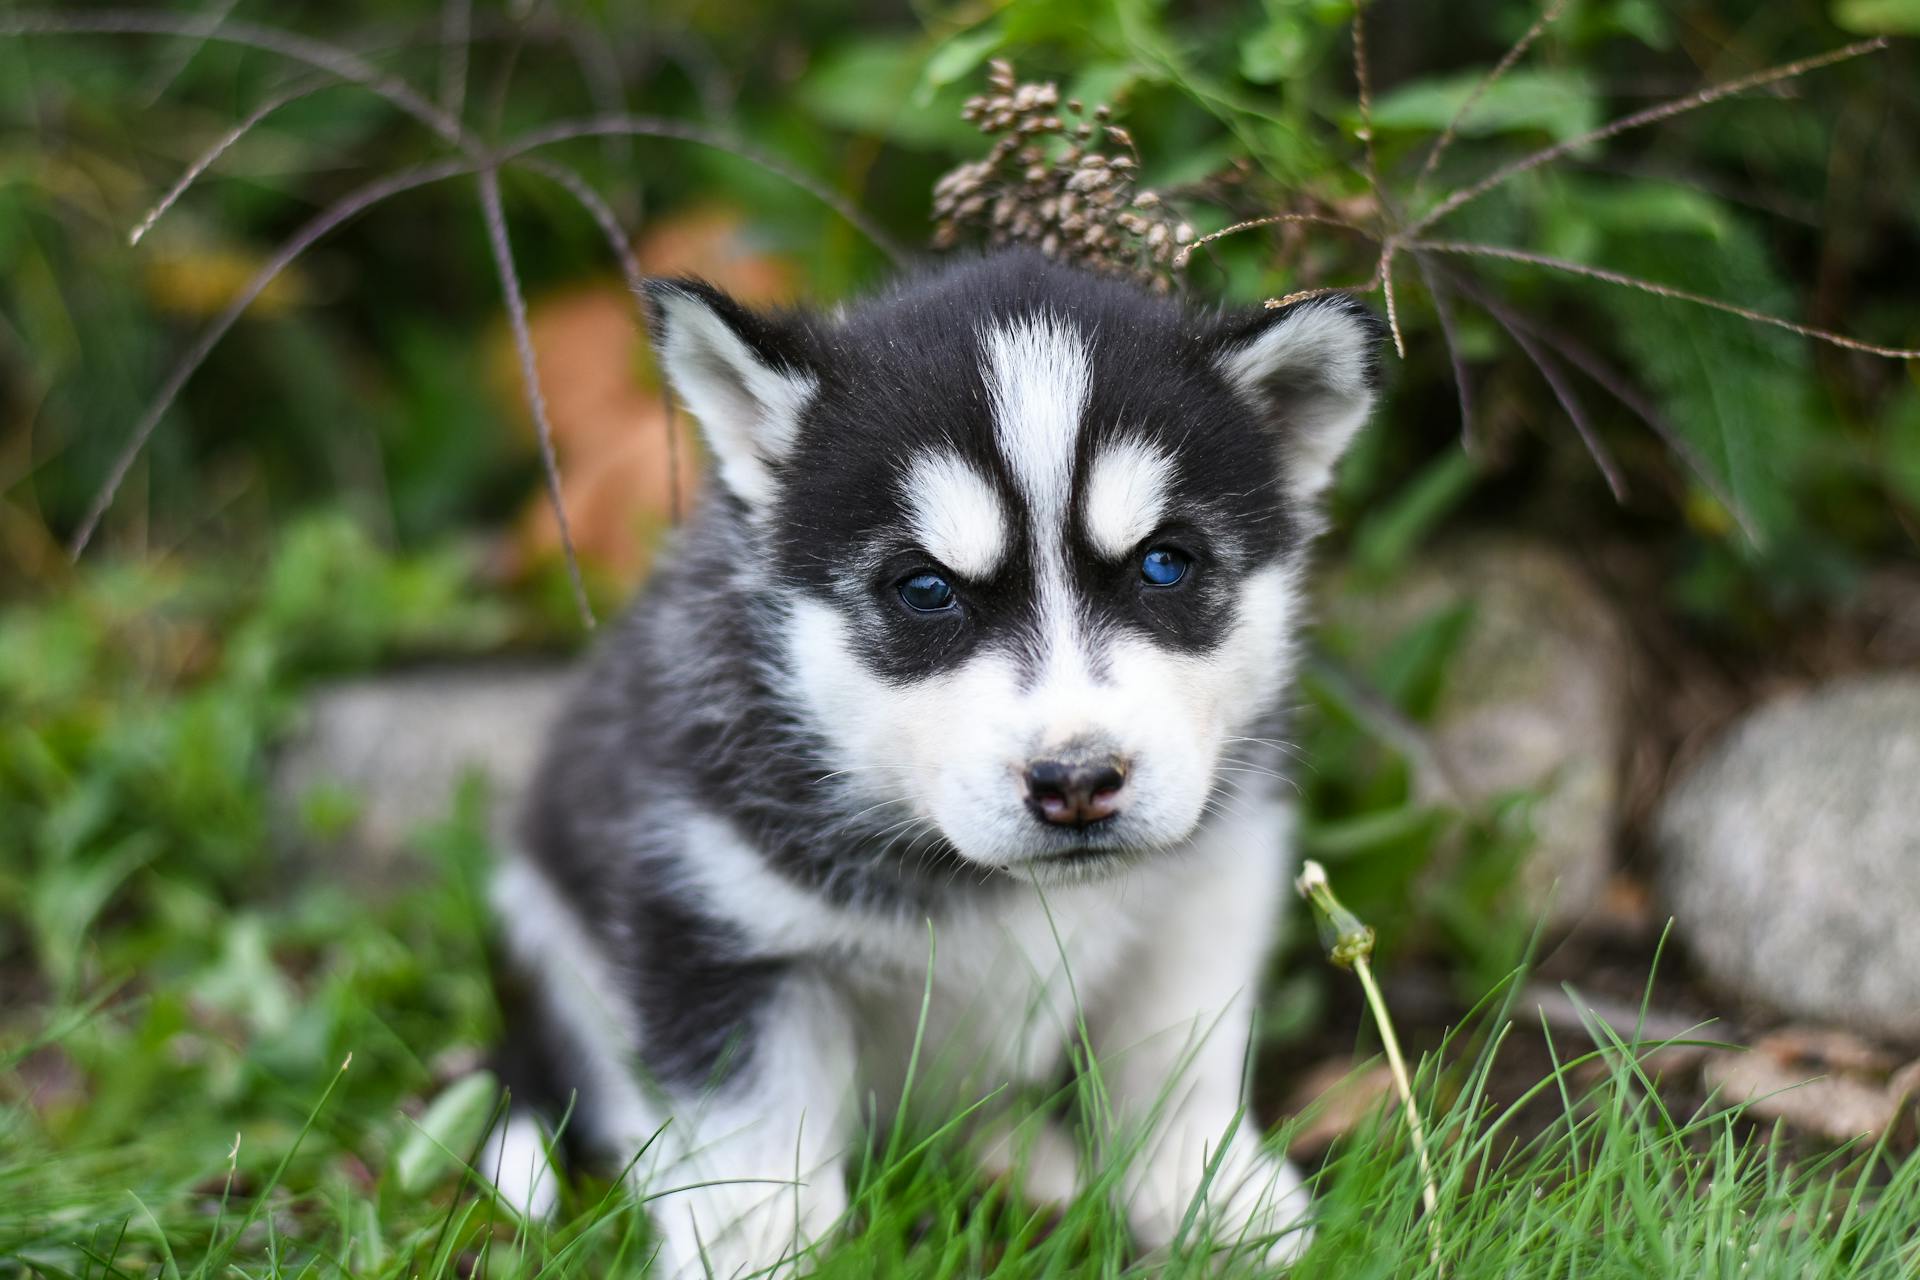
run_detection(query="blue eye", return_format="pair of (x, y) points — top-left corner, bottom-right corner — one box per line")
(898, 572), (956, 612)
(1140, 547), (1191, 587)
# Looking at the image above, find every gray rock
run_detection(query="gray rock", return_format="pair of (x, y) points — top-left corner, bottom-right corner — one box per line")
(274, 664), (576, 873)
(1318, 540), (1631, 924)
(1658, 675), (1920, 1041)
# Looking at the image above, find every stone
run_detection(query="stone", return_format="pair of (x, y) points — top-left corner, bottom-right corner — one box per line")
(1657, 674), (1920, 1041)
(1317, 539), (1632, 924)
(273, 663), (576, 873)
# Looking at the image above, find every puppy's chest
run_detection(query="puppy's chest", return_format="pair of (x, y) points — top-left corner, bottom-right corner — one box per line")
(831, 880), (1153, 1093)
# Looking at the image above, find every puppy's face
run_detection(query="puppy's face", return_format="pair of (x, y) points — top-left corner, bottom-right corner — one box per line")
(648, 254), (1379, 882)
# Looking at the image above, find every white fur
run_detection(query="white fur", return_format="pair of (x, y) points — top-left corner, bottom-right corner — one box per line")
(652, 289), (816, 508)
(1215, 301), (1376, 502)
(1097, 799), (1314, 1265)
(480, 1108), (559, 1222)
(900, 452), (1008, 579)
(975, 1111), (1083, 1207)
(1083, 437), (1175, 559)
(979, 315), (1087, 539)
(782, 561), (1299, 876)
(491, 858), (657, 1153)
(979, 316), (1098, 689)
(674, 810), (1144, 1095)
(492, 857), (856, 1279)
(646, 975), (857, 1280)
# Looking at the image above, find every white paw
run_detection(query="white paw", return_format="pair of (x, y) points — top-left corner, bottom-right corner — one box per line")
(975, 1113), (1083, 1207)
(1125, 1135), (1313, 1268)
(479, 1109), (560, 1222)
(649, 1166), (847, 1279)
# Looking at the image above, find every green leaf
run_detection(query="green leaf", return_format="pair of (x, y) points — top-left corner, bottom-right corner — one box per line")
(1597, 223), (1812, 546)
(1600, 0), (1674, 48)
(30, 831), (159, 990)
(1372, 603), (1477, 720)
(1351, 450), (1482, 580)
(1576, 182), (1730, 241)
(1370, 69), (1600, 144)
(917, 26), (1003, 104)
(1833, 0), (1920, 35)
(1885, 387), (1920, 510)
(193, 914), (298, 1037)
(799, 38), (981, 150)
(1302, 804), (1453, 860)
(1239, 12), (1311, 85)
(1001, 0), (1128, 47)
(348, 1199), (386, 1274)
(394, 1070), (502, 1197)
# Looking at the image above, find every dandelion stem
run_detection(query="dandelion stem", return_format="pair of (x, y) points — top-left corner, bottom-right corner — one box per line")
(1296, 859), (1442, 1267)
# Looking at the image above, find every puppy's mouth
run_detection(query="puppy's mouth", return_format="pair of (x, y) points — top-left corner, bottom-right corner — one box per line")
(1036, 843), (1121, 865)
(1016, 825), (1147, 874)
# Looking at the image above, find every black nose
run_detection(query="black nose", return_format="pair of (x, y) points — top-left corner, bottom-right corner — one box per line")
(1023, 757), (1128, 828)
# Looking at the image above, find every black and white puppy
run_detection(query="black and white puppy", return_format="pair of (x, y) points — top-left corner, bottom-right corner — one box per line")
(484, 249), (1380, 1276)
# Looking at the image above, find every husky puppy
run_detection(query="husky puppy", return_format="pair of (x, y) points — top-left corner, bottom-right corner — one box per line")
(484, 249), (1380, 1276)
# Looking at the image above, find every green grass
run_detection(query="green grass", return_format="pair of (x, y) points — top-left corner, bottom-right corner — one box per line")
(10, 879), (1920, 1280)
(4, 520), (1919, 1279)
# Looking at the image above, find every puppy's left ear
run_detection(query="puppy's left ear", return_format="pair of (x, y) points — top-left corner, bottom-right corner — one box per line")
(1210, 295), (1384, 504)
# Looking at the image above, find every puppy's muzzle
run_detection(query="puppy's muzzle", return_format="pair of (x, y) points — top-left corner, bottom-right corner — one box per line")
(1023, 754), (1129, 829)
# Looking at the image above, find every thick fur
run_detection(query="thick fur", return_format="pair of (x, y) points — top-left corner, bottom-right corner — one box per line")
(485, 250), (1381, 1276)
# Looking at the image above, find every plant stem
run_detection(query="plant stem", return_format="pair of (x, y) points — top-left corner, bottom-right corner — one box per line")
(1296, 859), (1442, 1269)
(1353, 954), (1440, 1233)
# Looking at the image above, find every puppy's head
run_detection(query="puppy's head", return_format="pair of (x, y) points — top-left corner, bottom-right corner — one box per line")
(645, 252), (1380, 882)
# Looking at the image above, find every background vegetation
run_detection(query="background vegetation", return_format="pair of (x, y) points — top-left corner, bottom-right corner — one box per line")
(3, 0), (1917, 1274)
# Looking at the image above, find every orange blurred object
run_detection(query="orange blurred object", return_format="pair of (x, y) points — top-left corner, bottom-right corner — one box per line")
(503, 207), (796, 592)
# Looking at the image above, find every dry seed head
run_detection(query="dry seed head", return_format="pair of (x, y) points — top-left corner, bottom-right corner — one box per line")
(928, 61), (1189, 290)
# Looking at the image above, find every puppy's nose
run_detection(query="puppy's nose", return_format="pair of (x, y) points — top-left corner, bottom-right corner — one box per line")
(1023, 756), (1128, 828)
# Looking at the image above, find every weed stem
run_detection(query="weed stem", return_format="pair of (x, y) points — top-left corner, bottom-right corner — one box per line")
(1296, 859), (1442, 1268)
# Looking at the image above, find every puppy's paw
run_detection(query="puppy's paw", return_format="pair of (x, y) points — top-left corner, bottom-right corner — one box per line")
(478, 1108), (560, 1222)
(1125, 1136), (1313, 1269)
(650, 1166), (847, 1279)
(975, 1113), (1083, 1208)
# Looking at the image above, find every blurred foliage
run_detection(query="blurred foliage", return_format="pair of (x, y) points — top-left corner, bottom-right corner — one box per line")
(0, 514), (509, 991)
(1, 0), (1915, 579)
(0, 511), (537, 1264)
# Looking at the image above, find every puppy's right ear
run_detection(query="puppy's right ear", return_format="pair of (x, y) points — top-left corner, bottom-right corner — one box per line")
(642, 280), (818, 510)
